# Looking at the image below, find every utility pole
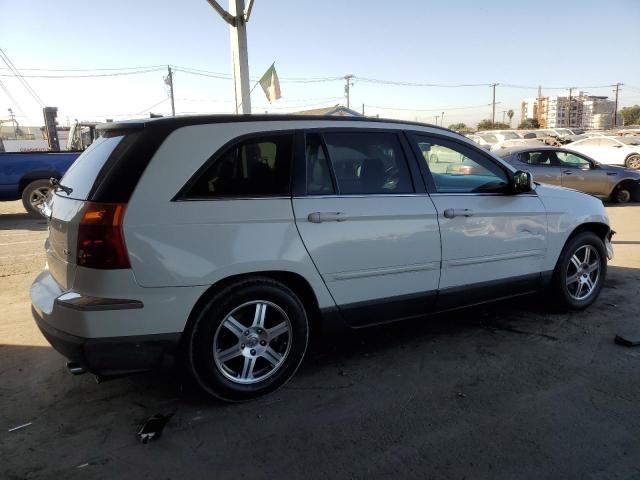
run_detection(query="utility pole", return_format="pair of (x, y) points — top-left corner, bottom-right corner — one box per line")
(7, 108), (16, 138)
(165, 66), (176, 116)
(612, 83), (623, 128)
(434, 115), (439, 125)
(206, 0), (254, 114)
(344, 75), (354, 109)
(441, 111), (444, 127)
(491, 83), (498, 127)
(362, 103), (365, 116)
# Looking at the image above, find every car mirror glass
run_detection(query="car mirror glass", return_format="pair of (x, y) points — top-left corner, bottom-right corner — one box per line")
(512, 170), (533, 193)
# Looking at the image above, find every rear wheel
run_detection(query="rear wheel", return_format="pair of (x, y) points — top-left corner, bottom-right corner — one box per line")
(550, 232), (607, 310)
(186, 277), (309, 402)
(611, 184), (632, 203)
(625, 154), (640, 170)
(21, 179), (51, 217)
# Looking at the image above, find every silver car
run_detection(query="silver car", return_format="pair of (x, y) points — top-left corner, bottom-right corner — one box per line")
(498, 146), (640, 203)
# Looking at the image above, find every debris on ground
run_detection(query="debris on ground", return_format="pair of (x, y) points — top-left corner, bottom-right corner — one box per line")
(137, 413), (174, 443)
(614, 333), (640, 347)
(8, 422), (32, 432)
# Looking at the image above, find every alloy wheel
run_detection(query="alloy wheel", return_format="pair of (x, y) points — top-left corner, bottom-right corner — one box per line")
(627, 155), (640, 170)
(213, 300), (292, 384)
(565, 245), (601, 301)
(29, 186), (50, 212)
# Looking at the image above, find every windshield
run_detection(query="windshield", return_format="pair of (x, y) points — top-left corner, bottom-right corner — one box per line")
(555, 129), (572, 135)
(501, 132), (520, 140)
(618, 137), (640, 146)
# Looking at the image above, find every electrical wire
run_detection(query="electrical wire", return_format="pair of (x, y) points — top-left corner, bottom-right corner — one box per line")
(135, 97), (170, 115)
(0, 67), (165, 79)
(0, 48), (45, 106)
(0, 78), (27, 116)
(365, 103), (493, 112)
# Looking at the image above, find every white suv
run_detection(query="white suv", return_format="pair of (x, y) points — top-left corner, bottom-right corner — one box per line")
(31, 115), (614, 401)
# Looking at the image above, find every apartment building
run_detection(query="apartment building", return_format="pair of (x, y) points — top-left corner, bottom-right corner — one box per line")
(520, 93), (616, 129)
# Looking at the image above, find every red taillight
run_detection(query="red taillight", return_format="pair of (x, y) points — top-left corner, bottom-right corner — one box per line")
(77, 202), (130, 269)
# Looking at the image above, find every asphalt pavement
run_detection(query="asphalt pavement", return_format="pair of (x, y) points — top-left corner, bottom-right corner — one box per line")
(1, 200), (639, 480)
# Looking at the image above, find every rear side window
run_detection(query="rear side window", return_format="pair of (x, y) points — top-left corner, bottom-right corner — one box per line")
(186, 134), (293, 197)
(322, 132), (414, 195)
(59, 133), (134, 200)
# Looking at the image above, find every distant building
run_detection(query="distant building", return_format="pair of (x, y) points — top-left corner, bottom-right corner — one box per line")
(294, 105), (363, 117)
(520, 92), (617, 130)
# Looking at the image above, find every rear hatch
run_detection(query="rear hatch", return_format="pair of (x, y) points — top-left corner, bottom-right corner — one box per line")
(46, 132), (139, 289)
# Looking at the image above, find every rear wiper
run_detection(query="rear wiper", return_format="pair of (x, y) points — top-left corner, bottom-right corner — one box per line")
(50, 177), (73, 195)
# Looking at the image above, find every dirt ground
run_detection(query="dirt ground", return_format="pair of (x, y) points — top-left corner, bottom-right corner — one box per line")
(1, 199), (639, 480)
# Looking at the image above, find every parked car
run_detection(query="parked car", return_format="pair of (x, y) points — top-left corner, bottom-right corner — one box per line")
(0, 151), (80, 215)
(498, 146), (640, 203)
(31, 115), (614, 401)
(567, 136), (640, 169)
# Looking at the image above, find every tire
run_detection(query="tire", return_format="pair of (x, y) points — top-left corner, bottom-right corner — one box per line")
(611, 184), (632, 204)
(549, 231), (607, 310)
(21, 179), (51, 217)
(185, 277), (309, 402)
(625, 154), (640, 170)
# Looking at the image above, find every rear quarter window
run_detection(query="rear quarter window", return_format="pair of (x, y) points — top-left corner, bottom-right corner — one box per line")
(183, 133), (293, 198)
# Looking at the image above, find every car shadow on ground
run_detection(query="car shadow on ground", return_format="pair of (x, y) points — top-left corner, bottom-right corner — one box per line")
(0, 212), (47, 231)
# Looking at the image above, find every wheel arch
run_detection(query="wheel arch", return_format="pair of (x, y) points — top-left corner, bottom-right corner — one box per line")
(182, 270), (324, 349)
(566, 221), (610, 244)
(18, 171), (61, 194)
(610, 178), (640, 201)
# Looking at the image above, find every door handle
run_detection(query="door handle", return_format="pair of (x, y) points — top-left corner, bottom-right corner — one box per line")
(443, 208), (473, 219)
(563, 170), (573, 175)
(606, 172), (618, 176)
(308, 212), (348, 223)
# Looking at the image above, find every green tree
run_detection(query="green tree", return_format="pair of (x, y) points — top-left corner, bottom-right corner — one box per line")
(476, 119), (510, 130)
(518, 118), (540, 129)
(448, 122), (470, 132)
(621, 105), (640, 126)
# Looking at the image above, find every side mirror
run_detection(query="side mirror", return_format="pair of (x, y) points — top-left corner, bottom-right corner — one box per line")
(512, 170), (533, 193)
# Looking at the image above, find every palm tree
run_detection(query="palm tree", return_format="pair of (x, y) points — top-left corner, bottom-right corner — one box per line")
(507, 109), (514, 126)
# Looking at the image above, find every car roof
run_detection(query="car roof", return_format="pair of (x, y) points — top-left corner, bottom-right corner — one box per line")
(97, 114), (456, 136)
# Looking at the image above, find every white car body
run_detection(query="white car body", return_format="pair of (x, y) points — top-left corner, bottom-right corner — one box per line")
(567, 136), (640, 167)
(30, 116), (613, 388)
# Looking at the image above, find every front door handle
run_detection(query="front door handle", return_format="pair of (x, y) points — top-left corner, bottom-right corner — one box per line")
(443, 208), (473, 219)
(563, 170), (573, 175)
(308, 212), (348, 223)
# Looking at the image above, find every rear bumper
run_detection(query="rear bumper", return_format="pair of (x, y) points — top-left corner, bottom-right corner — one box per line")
(32, 305), (180, 375)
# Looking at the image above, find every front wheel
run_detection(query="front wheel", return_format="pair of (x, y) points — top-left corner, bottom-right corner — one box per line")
(185, 277), (309, 402)
(550, 232), (607, 310)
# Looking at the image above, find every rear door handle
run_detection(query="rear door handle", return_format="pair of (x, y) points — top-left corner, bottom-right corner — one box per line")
(563, 170), (573, 175)
(443, 208), (473, 219)
(308, 212), (348, 223)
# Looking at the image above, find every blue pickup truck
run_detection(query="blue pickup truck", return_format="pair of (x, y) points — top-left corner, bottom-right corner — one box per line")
(0, 151), (80, 216)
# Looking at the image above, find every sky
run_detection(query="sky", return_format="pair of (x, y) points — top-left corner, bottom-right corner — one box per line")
(1, 0), (640, 129)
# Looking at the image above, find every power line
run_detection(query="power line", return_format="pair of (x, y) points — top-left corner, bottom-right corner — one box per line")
(356, 77), (491, 88)
(364, 103), (493, 112)
(0, 78), (27, 116)
(0, 48), (45, 106)
(0, 67), (165, 78)
(0, 64), (166, 72)
(135, 97), (170, 115)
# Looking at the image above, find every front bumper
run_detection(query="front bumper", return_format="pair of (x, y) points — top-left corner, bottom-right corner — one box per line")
(32, 305), (180, 375)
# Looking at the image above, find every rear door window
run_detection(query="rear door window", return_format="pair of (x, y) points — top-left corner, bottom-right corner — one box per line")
(59, 133), (133, 200)
(185, 134), (293, 197)
(321, 132), (414, 195)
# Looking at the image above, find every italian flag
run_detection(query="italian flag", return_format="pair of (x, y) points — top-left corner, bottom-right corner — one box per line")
(259, 63), (281, 103)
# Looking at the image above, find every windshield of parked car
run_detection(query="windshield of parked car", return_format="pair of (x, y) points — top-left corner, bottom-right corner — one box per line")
(500, 132), (520, 140)
(618, 137), (640, 146)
